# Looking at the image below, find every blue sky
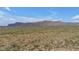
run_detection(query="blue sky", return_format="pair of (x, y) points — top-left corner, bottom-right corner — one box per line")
(0, 7), (79, 26)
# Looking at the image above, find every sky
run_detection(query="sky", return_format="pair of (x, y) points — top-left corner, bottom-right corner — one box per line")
(0, 7), (79, 26)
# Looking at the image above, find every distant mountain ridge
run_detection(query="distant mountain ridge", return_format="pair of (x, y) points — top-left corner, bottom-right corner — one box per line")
(7, 20), (65, 27)
(0, 20), (79, 28)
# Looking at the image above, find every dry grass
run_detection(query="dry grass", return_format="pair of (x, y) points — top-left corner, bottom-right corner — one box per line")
(0, 26), (79, 51)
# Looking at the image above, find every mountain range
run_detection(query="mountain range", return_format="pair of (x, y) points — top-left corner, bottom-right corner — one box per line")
(0, 20), (79, 28)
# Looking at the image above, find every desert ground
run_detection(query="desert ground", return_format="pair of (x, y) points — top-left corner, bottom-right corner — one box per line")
(0, 26), (79, 51)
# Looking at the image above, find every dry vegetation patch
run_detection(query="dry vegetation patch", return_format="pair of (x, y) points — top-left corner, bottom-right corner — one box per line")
(0, 26), (79, 51)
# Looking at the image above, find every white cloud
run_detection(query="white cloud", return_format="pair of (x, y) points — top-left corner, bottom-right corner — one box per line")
(72, 15), (79, 20)
(70, 15), (79, 22)
(5, 7), (11, 11)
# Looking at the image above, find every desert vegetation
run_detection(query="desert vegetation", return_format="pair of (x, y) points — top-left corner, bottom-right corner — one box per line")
(0, 25), (79, 51)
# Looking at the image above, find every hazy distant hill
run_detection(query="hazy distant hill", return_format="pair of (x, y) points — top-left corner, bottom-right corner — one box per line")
(7, 20), (65, 27)
(0, 20), (78, 28)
